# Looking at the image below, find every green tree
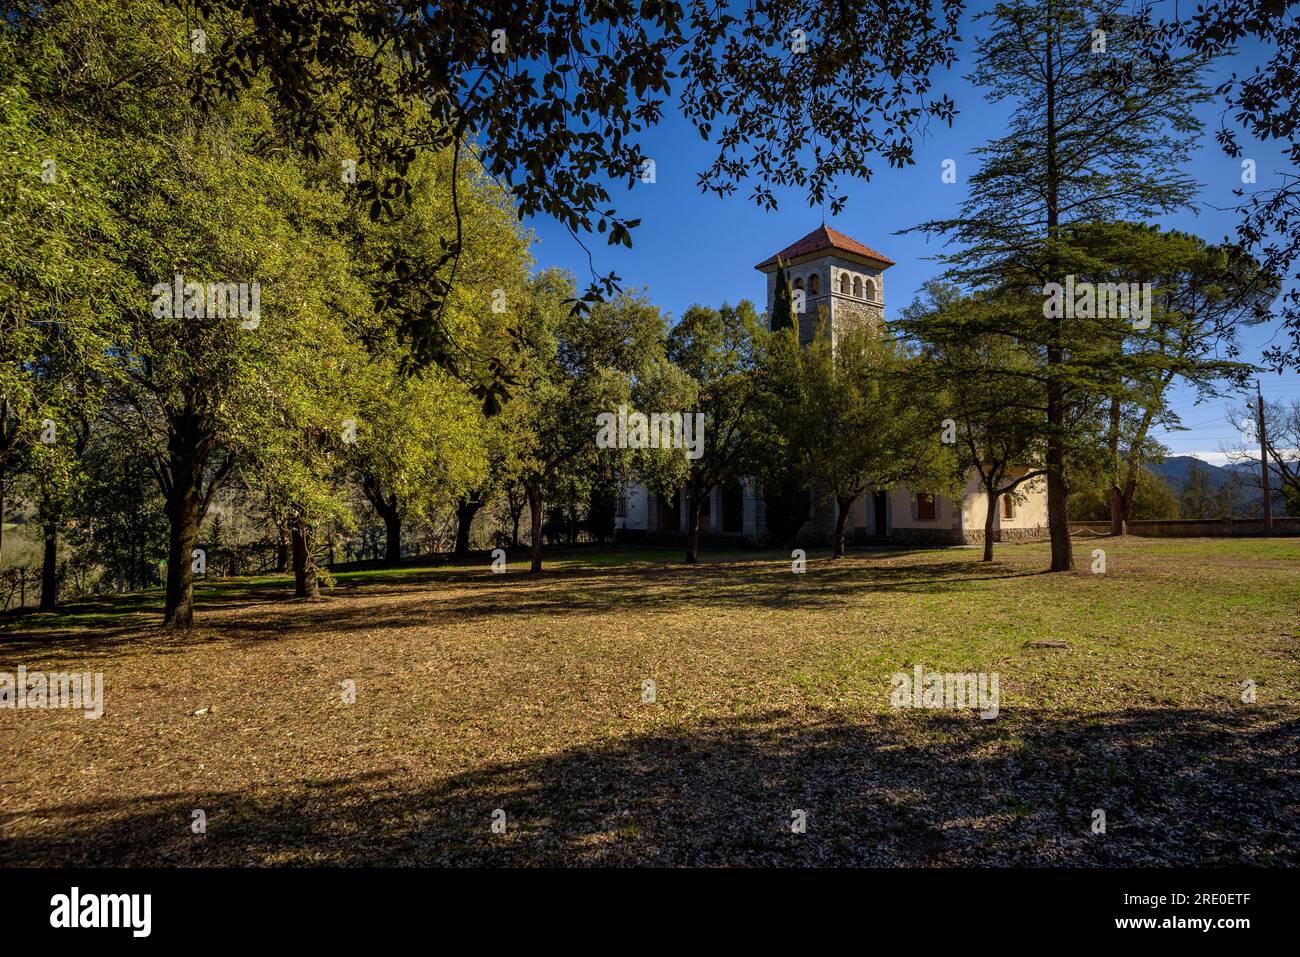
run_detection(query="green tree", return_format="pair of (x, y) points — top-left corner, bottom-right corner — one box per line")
(1177, 461), (1225, 519)
(665, 301), (767, 563)
(1066, 225), (1266, 533)
(910, 0), (1217, 571)
(1178, 1), (1300, 371)
(777, 318), (956, 558)
(71, 424), (170, 592)
(1069, 466), (1180, 521)
(900, 285), (1047, 561)
(352, 362), (488, 564)
(770, 261), (794, 333)
(510, 277), (662, 572)
(183, 0), (963, 365)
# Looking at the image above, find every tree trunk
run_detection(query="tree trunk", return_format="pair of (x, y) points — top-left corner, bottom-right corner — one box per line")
(983, 488), (998, 562)
(1045, 429), (1073, 571)
(159, 407), (235, 628)
(684, 492), (705, 564)
(1041, 3), (1071, 572)
(39, 522), (57, 611)
(275, 528), (289, 573)
(511, 509), (521, 549)
(527, 480), (544, 573)
(1105, 390), (1123, 535)
(382, 509), (402, 565)
(832, 495), (853, 558)
(0, 461), (6, 568)
(1108, 467), (1138, 535)
(291, 521), (319, 599)
(1121, 475), (1137, 529)
(454, 494), (484, 558)
(164, 486), (200, 628)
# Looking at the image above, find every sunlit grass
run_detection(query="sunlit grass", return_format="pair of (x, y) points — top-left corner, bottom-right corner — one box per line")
(1, 535), (1295, 865)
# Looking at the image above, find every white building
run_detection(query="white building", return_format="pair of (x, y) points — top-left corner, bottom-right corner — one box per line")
(618, 226), (1050, 548)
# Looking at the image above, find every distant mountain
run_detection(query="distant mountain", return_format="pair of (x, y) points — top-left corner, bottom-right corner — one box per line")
(1147, 455), (1284, 517)
(1148, 455), (1238, 489)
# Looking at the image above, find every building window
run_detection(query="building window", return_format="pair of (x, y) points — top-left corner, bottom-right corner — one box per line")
(809, 273), (820, 294)
(793, 276), (804, 291)
(864, 279), (877, 301)
(616, 493), (628, 518)
(852, 276), (863, 298)
(916, 494), (936, 520)
(1002, 495), (1015, 519)
(661, 490), (682, 532)
(721, 481), (744, 533)
(839, 272), (851, 294)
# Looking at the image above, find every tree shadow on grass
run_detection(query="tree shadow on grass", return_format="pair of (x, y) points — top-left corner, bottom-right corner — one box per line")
(0, 552), (1045, 658)
(4, 706), (1295, 867)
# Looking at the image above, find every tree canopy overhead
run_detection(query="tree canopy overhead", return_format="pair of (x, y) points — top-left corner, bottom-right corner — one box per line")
(176, 0), (964, 368)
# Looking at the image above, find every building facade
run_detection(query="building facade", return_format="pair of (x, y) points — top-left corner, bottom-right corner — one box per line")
(618, 226), (1051, 548)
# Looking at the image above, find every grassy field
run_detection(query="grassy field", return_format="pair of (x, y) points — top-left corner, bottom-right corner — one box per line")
(1, 537), (1296, 866)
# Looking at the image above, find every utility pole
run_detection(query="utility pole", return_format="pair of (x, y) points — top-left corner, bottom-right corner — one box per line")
(1257, 380), (1273, 532)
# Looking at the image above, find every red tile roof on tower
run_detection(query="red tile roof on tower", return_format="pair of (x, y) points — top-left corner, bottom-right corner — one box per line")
(754, 225), (896, 270)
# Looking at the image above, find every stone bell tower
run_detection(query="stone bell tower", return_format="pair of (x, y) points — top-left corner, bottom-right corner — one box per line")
(755, 224), (893, 346)
(754, 225), (896, 546)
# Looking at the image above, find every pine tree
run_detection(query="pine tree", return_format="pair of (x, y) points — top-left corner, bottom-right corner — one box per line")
(770, 260), (794, 332)
(909, 0), (1216, 571)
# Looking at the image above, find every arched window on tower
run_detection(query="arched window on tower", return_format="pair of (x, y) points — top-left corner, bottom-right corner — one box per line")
(852, 276), (863, 298)
(864, 279), (877, 301)
(809, 273), (820, 295)
(793, 276), (804, 291)
(839, 272), (851, 295)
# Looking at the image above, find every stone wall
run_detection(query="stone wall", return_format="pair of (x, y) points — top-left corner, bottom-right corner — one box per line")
(962, 525), (1052, 545)
(830, 298), (884, 341)
(1069, 518), (1300, 537)
(888, 526), (967, 547)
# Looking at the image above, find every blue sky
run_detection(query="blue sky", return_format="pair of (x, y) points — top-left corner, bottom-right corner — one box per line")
(523, 4), (1300, 465)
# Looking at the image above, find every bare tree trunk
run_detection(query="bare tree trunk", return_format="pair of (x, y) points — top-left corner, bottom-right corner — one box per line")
(454, 494), (484, 558)
(383, 512), (402, 564)
(1109, 474), (1137, 535)
(832, 495), (853, 558)
(983, 488), (997, 562)
(291, 521), (319, 599)
(1046, 435), (1073, 571)
(0, 460), (6, 568)
(685, 492), (705, 564)
(1043, 4), (1073, 573)
(1121, 475), (1137, 527)
(39, 522), (57, 611)
(527, 480), (543, 573)
(163, 438), (204, 628)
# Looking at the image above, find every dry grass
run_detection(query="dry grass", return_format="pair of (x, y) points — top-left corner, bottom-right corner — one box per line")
(1, 537), (1297, 866)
